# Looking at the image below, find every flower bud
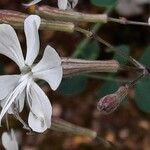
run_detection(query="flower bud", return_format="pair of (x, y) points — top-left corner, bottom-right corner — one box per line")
(97, 85), (128, 114)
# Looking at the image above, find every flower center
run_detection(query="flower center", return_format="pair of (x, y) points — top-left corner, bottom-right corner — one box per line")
(21, 64), (32, 74)
(20, 65), (33, 83)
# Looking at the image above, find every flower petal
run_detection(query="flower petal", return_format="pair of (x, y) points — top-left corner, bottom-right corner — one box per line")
(27, 82), (52, 133)
(5, 90), (25, 114)
(23, 0), (41, 7)
(71, 0), (78, 8)
(0, 75), (20, 100)
(16, 90), (25, 112)
(2, 129), (18, 150)
(32, 46), (63, 90)
(0, 80), (26, 124)
(0, 24), (25, 69)
(58, 0), (68, 10)
(32, 45), (63, 90)
(24, 15), (41, 66)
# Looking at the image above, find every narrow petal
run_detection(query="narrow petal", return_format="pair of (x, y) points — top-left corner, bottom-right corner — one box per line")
(2, 129), (18, 150)
(0, 75), (20, 100)
(0, 80), (26, 124)
(16, 90), (25, 112)
(72, 0), (78, 8)
(58, 0), (68, 10)
(27, 81), (52, 133)
(32, 45), (63, 90)
(24, 15), (41, 66)
(0, 24), (25, 69)
(6, 90), (25, 114)
(23, 0), (41, 7)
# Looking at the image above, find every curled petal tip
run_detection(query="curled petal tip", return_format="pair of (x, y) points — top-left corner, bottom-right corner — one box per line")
(22, 0), (41, 7)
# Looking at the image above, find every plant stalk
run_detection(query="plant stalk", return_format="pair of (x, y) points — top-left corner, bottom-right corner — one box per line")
(61, 58), (120, 77)
(36, 6), (108, 23)
(36, 5), (149, 26)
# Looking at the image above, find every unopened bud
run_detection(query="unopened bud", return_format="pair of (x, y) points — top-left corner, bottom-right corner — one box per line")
(97, 85), (128, 114)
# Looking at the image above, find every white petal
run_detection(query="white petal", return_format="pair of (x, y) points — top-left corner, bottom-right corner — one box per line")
(58, 0), (68, 10)
(16, 90), (25, 112)
(24, 15), (41, 66)
(71, 0), (78, 8)
(32, 45), (63, 90)
(23, 0), (41, 7)
(148, 17), (150, 26)
(0, 24), (25, 69)
(6, 90), (25, 114)
(2, 129), (18, 150)
(0, 75), (20, 100)
(0, 80), (26, 124)
(27, 82), (52, 133)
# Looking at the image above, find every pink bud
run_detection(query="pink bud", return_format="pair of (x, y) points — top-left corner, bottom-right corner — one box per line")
(97, 85), (128, 114)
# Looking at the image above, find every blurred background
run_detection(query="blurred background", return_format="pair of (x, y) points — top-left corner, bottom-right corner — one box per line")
(0, 0), (149, 149)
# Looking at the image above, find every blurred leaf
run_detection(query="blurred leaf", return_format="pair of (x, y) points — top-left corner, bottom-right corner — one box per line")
(113, 45), (130, 65)
(57, 76), (88, 96)
(140, 46), (150, 67)
(135, 76), (150, 113)
(90, 0), (117, 7)
(75, 40), (100, 60)
(96, 81), (119, 98)
(134, 46), (150, 113)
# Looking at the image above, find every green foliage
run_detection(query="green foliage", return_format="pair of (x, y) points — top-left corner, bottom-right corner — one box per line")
(74, 40), (100, 60)
(113, 45), (130, 65)
(135, 76), (150, 113)
(139, 46), (150, 67)
(96, 81), (119, 98)
(58, 40), (100, 96)
(57, 76), (88, 96)
(90, 0), (117, 7)
(135, 46), (150, 113)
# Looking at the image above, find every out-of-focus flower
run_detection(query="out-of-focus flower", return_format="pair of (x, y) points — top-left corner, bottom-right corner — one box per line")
(24, 0), (78, 10)
(1, 129), (18, 150)
(0, 15), (63, 133)
(148, 17), (150, 26)
(116, 0), (150, 16)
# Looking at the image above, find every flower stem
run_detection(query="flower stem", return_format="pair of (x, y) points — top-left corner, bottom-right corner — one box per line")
(61, 58), (120, 77)
(36, 5), (149, 26)
(36, 6), (108, 23)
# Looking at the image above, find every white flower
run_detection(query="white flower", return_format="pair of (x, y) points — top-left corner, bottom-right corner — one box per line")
(2, 129), (18, 150)
(0, 15), (63, 133)
(116, 0), (150, 16)
(24, 0), (78, 10)
(58, 0), (78, 10)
